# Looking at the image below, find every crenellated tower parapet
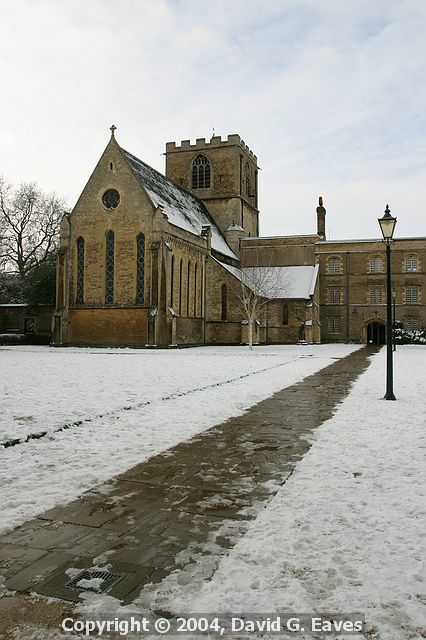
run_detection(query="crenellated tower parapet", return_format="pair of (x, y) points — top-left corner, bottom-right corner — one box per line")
(165, 134), (259, 249)
(165, 134), (257, 162)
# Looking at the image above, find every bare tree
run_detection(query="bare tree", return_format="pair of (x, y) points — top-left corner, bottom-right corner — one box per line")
(229, 251), (288, 349)
(0, 177), (66, 279)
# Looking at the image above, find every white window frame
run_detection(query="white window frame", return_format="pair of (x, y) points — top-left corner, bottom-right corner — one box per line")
(405, 287), (419, 304)
(405, 318), (419, 331)
(328, 257), (342, 274)
(328, 317), (341, 333)
(370, 288), (383, 304)
(369, 256), (383, 273)
(405, 255), (418, 272)
(328, 288), (341, 304)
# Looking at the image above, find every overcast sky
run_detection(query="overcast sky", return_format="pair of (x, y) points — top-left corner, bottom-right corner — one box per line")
(1, 0), (425, 239)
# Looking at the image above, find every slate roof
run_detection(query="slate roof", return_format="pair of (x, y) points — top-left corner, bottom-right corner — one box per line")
(122, 148), (237, 260)
(215, 259), (319, 299)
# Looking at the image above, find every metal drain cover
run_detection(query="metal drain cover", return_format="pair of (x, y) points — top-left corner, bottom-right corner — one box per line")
(33, 558), (155, 604)
(66, 569), (124, 593)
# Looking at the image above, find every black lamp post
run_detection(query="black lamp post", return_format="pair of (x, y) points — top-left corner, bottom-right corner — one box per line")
(378, 205), (397, 400)
(392, 289), (396, 352)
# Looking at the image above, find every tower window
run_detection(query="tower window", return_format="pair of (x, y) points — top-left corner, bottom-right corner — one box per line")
(76, 237), (85, 305)
(192, 154), (211, 189)
(136, 233), (145, 304)
(246, 163), (252, 196)
(105, 230), (114, 305)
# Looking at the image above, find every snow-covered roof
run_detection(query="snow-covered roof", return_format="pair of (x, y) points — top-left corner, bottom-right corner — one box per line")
(243, 265), (319, 299)
(122, 149), (237, 260)
(214, 260), (319, 299)
(213, 258), (243, 281)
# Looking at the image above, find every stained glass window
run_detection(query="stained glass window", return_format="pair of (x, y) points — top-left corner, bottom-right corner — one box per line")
(136, 233), (145, 304)
(170, 254), (175, 307)
(76, 237), (84, 305)
(105, 230), (114, 305)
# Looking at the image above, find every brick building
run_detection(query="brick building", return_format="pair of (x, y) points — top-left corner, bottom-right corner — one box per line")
(54, 129), (426, 346)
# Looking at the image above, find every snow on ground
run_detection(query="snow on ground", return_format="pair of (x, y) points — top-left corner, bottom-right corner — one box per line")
(0, 343), (358, 534)
(140, 346), (426, 640)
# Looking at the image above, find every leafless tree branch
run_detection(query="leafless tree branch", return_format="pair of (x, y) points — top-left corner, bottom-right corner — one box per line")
(0, 176), (66, 279)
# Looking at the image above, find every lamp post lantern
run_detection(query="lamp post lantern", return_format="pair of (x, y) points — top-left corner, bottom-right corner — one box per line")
(378, 205), (397, 400)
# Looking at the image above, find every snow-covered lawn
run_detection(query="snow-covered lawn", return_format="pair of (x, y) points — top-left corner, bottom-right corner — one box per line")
(139, 345), (426, 640)
(0, 343), (357, 534)
(2, 344), (424, 639)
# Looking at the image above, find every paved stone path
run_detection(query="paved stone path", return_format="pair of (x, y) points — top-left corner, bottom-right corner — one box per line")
(0, 346), (377, 636)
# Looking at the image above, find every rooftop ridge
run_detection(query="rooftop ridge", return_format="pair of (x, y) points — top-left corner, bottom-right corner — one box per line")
(165, 134), (257, 161)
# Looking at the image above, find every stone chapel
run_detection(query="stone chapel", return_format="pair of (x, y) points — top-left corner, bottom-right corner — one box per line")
(54, 128), (425, 346)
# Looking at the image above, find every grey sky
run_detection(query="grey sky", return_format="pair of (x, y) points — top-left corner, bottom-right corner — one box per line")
(1, 0), (425, 239)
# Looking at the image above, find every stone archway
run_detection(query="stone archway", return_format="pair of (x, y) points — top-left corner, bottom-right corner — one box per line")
(367, 321), (386, 345)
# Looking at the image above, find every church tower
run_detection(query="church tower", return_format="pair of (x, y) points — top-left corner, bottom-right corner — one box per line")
(165, 135), (259, 254)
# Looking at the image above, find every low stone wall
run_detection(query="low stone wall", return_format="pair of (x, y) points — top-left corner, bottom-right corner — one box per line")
(68, 307), (148, 346)
(205, 320), (241, 344)
(0, 304), (53, 344)
(175, 316), (203, 345)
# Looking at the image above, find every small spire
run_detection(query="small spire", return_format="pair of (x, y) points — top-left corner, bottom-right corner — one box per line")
(110, 124), (117, 137)
(384, 204), (391, 215)
(319, 196), (323, 207)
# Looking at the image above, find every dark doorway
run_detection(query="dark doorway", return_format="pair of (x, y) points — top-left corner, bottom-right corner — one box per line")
(367, 322), (385, 344)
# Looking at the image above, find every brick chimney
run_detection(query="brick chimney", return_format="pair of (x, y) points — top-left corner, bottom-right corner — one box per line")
(316, 196), (326, 239)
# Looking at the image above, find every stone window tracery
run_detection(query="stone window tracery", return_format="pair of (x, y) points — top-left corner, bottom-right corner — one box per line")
(136, 233), (145, 304)
(76, 237), (85, 305)
(105, 230), (114, 305)
(191, 154), (211, 189)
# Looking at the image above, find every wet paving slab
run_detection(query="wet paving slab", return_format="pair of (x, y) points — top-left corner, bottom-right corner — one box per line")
(0, 346), (378, 606)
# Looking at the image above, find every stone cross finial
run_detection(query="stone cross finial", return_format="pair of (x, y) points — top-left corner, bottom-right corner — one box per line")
(110, 124), (117, 137)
